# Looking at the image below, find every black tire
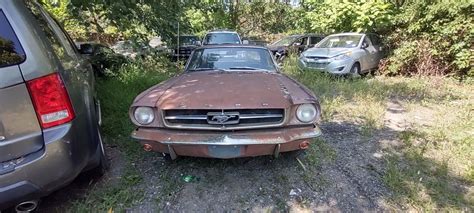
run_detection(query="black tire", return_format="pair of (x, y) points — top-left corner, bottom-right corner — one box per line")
(349, 63), (361, 78)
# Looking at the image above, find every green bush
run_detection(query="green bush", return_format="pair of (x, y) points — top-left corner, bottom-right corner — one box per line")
(302, 0), (394, 33)
(380, 1), (474, 77)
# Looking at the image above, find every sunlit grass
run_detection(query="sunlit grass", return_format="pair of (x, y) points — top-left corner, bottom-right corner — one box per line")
(70, 58), (176, 211)
(69, 56), (473, 211)
(283, 56), (474, 211)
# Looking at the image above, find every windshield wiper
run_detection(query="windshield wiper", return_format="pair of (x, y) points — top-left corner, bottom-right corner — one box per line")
(228, 67), (272, 72)
(187, 68), (227, 72)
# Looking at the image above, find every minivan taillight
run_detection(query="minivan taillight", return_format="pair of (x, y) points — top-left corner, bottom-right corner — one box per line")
(27, 73), (75, 129)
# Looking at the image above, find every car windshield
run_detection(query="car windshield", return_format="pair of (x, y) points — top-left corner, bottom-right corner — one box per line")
(177, 36), (199, 45)
(186, 47), (276, 72)
(272, 36), (298, 46)
(317, 35), (362, 48)
(204, 33), (240, 45)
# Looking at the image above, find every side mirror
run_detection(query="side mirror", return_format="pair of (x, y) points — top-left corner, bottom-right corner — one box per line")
(195, 41), (202, 46)
(79, 44), (94, 55)
(242, 40), (249, 45)
(293, 42), (301, 46)
(361, 42), (369, 49)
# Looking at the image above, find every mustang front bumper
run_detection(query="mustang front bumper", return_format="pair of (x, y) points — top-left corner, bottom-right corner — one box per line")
(131, 125), (321, 159)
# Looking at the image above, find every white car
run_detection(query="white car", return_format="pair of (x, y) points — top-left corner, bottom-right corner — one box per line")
(298, 33), (385, 76)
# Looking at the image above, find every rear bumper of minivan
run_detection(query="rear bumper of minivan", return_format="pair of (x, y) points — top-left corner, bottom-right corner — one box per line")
(0, 123), (90, 209)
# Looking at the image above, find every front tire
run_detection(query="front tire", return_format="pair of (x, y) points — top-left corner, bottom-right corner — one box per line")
(349, 63), (361, 78)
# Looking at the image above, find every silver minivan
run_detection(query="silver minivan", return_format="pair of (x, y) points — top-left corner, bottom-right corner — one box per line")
(298, 33), (385, 76)
(0, 0), (107, 211)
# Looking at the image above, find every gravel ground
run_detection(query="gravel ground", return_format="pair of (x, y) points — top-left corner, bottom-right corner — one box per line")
(126, 113), (404, 212)
(37, 101), (409, 212)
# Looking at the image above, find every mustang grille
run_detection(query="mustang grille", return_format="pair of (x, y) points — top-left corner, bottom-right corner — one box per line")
(163, 109), (285, 130)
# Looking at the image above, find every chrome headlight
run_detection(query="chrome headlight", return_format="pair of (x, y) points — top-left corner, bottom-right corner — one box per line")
(330, 52), (352, 61)
(134, 107), (155, 125)
(296, 104), (317, 123)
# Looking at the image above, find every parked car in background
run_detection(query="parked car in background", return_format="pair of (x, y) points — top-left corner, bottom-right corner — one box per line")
(129, 45), (322, 160)
(0, 0), (107, 211)
(76, 42), (128, 76)
(268, 34), (325, 61)
(298, 33), (385, 76)
(147, 36), (169, 55)
(202, 30), (243, 45)
(170, 35), (200, 60)
(241, 36), (268, 46)
(111, 40), (150, 59)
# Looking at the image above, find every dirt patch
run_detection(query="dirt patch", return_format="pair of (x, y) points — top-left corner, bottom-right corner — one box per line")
(126, 119), (399, 212)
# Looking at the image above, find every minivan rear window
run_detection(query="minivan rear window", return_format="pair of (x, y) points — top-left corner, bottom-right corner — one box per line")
(0, 10), (26, 67)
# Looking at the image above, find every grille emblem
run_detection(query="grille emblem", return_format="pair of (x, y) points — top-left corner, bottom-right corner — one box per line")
(207, 112), (240, 125)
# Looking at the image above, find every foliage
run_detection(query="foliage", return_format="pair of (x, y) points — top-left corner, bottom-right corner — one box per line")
(41, 0), (473, 77)
(380, 1), (474, 77)
(185, 2), (231, 37)
(302, 0), (395, 33)
(41, 0), (190, 43)
(237, 1), (297, 39)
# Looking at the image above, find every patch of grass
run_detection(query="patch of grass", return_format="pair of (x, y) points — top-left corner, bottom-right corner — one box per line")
(71, 58), (177, 210)
(274, 197), (289, 212)
(284, 56), (474, 211)
(70, 166), (143, 212)
(384, 150), (472, 211)
(382, 83), (474, 210)
(298, 138), (335, 190)
(154, 168), (184, 205)
(305, 138), (336, 168)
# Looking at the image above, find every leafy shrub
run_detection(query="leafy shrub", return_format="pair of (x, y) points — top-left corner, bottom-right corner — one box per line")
(302, 0), (394, 33)
(380, 1), (474, 77)
(103, 56), (178, 78)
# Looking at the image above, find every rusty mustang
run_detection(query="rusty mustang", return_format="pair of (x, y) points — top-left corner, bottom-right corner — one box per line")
(129, 45), (322, 159)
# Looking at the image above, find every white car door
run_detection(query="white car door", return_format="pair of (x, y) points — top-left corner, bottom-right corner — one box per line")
(363, 36), (378, 70)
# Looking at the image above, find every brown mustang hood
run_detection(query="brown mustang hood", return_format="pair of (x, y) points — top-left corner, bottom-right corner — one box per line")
(146, 71), (317, 110)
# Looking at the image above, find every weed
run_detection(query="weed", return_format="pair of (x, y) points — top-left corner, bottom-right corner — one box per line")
(70, 167), (143, 212)
(70, 58), (175, 211)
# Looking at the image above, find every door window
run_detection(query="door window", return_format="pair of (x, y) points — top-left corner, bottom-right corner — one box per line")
(368, 34), (382, 46)
(363, 37), (372, 47)
(310, 36), (323, 45)
(0, 10), (26, 67)
(301, 37), (308, 46)
(293, 37), (304, 45)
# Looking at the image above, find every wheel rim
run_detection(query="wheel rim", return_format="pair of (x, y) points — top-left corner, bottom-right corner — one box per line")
(352, 65), (359, 74)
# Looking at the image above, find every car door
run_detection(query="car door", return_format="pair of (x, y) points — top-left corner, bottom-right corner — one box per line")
(299, 36), (309, 53)
(368, 34), (384, 66)
(360, 35), (378, 71)
(309, 36), (323, 49)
